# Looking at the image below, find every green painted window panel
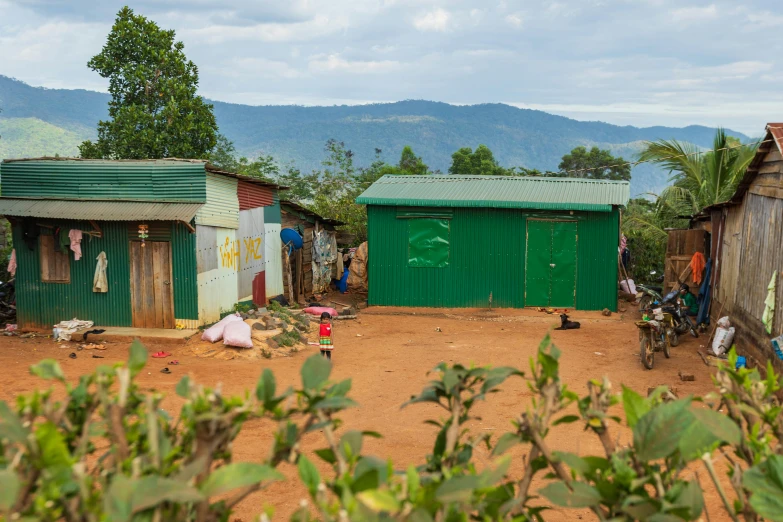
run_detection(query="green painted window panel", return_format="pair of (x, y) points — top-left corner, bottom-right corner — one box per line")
(550, 222), (577, 308)
(409, 218), (450, 268)
(525, 220), (551, 307)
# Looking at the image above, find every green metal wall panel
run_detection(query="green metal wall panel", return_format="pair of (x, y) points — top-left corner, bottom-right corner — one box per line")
(13, 221), (133, 328)
(524, 220), (551, 307)
(264, 192), (281, 224)
(195, 173), (239, 229)
(171, 222), (199, 320)
(550, 222), (577, 308)
(367, 206), (619, 311)
(0, 161), (207, 202)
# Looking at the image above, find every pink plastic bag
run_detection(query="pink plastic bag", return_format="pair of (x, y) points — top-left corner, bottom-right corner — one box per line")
(304, 307), (338, 318)
(201, 313), (242, 343)
(223, 321), (253, 349)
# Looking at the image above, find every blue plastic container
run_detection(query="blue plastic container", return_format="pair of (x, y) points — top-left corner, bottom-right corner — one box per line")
(735, 356), (747, 369)
(336, 269), (349, 293)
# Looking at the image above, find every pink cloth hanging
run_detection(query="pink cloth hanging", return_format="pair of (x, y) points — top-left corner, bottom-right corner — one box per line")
(69, 229), (83, 261)
(7, 249), (17, 277)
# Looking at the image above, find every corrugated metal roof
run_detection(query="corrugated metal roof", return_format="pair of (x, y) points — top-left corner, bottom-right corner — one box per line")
(0, 159), (207, 202)
(280, 200), (345, 226)
(0, 198), (203, 221)
(355, 175), (630, 212)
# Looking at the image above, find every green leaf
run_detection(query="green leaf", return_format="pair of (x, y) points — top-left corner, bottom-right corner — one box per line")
(491, 433), (521, 456)
(407, 465), (420, 499)
(200, 462), (284, 497)
(409, 508), (435, 522)
(689, 407), (740, 446)
(669, 479), (704, 519)
(298, 455), (321, 497)
(357, 489), (400, 513)
(301, 354), (331, 390)
(0, 469), (21, 512)
(35, 421), (73, 469)
(443, 368), (459, 392)
(678, 422), (720, 460)
(436, 475), (480, 503)
(315, 396), (358, 410)
(314, 448), (337, 464)
(0, 401), (27, 443)
(128, 339), (148, 377)
(552, 415), (580, 426)
(352, 468), (380, 492)
(256, 368), (276, 405)
(30, 359), (65, 382)
(553, 452), (589, 475)
(622, 385), (648, 428)
(328, 378), (352, 397)
(743, 455), (783, 520)
(175, 375), (191, 398)
(633, 399), (693, 461)
(104, 474), (134, 522)
(131, 476), (203, 513)
(339, 430), (363, 460)
(539, 481), (601, 508)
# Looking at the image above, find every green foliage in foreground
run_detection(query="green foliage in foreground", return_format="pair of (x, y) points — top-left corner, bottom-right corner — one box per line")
(1, 337), (781, 521)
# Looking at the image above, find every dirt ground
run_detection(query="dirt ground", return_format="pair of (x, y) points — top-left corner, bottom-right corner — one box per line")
(0, 306), (732, 521)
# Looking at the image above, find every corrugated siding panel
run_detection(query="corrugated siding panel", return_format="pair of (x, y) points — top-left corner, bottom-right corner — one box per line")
(171, 222), (198, 320)
(238, 208), (266, 300)
(0, 161), (207, 202)
(263, 192), (281, 224)
(0, 199), (203, 221)
(237, 181), (274, 210)
(13, 221), (133, 328)
(195, 173), (239, 229)
(264, 223), (283, 298)
(367, 206), (619, 311)
(357, 175), (630, 211)
(196, 226), (239, 325)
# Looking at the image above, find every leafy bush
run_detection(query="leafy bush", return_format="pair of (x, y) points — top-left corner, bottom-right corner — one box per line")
(1, 337), (781, 521)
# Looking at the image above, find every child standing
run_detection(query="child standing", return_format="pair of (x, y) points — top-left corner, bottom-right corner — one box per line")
(319, 312), (334, 360)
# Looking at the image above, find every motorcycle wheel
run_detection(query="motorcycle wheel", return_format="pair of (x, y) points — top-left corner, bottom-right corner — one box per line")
(668, 329), (679, 348)
(675, 321), (689, 335)
(638, 295), (652, 313)
(689, 327), (699, 338)
(640, 334), (654, 369)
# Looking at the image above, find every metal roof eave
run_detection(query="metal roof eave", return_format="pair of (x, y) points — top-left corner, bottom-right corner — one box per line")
(0, 198), (204, 222)
(354, 197), (615, 212)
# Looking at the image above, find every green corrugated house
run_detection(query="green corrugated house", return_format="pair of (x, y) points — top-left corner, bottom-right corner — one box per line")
(355, 175), (630, 311)
(0, 158), (285, 329)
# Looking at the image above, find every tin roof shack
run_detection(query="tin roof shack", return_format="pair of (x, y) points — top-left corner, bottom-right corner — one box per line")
(0, 158), (285, 329)
(356, 175), (630, 310)
(701, 123), (783, 369)
(279, 201), (343, 303)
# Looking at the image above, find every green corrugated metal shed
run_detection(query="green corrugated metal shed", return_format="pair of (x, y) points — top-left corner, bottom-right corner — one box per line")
(0, 199), (202, 221)
(356, 175), (630, 212)
(195, 173), (240, 229)
(358, 175), (629, 311)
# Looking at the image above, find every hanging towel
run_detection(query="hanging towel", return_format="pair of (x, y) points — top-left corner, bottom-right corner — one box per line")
(690, 252), (707, 285)
(59, 228), (71, 252)
(93, 251), (108, 293)
(7, 249), (17, 277)
(763, 271), (777, 335)
(69, 229), (83, 261)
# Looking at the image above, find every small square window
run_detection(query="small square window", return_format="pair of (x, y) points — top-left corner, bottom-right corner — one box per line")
(408, 218), (450, 268)
(40, 235), (70, 283)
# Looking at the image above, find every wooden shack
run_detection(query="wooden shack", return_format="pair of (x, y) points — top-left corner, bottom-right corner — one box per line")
(702, 123), (783, 369)
(663, 229), (709, 294)
(279, 201), (344, 303)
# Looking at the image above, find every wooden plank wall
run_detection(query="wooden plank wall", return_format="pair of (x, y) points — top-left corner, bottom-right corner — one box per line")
(281, 209), (315, 300)
(663, 229), (707, 293)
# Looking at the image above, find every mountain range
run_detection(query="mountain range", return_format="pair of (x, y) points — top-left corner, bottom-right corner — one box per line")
(0, 75), (750, 196)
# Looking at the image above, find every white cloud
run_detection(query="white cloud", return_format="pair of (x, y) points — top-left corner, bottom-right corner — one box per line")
(671, 4), (717, 23)
(745, 11), (783, 27)
(505, 12), (524, 27)
(413, 8), (451, 32)
(308, 54), (403, 74)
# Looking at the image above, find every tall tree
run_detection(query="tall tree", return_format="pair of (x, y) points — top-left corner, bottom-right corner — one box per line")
(398, 145), (429, 174)
(449, 145), (509, 176)
(79, 7), (218, 159)
(557, 146), (631, 181)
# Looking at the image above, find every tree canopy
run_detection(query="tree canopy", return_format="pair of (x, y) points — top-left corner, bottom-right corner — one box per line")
(557, 146), (632, 181)
(449, 144), (510, 176)
(78, 7), (218, 159)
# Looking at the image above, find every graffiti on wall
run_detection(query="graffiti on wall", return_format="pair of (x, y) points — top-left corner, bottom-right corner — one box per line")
(219, 237), (240, 269)
(244, 237), (263, 264)
(219, 235), (264, 270)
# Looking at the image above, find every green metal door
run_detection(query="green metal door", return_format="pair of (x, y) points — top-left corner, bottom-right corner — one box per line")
(525, 220), (577, 307)
(550, 222), (577, 307)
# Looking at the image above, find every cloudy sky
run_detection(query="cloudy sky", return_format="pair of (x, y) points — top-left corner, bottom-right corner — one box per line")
(1, 0), (780, 135)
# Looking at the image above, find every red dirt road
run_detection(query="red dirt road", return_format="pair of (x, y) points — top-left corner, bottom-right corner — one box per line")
(0, 308), (730, 520)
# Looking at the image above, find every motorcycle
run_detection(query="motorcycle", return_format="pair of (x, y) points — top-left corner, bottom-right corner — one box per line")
(636, 307), (675, 370)
(637, 271), (664, 313)
(661, 285), (699, 339)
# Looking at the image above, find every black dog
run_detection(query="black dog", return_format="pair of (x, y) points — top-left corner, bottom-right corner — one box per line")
(555, 313), (581, 330)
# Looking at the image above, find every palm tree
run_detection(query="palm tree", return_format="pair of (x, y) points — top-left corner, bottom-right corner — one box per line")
(638, 128), (758, 219)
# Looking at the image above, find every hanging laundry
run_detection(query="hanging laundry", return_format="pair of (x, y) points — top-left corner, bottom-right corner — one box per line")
(7, 249), (16, 277)
(690, 252), (706, 285)
(93, 251), (108, 293)
(59, 228), (71, 252)
(21, 219), (39, 251)
(69, 229), (83, 261)
(762, 271), (777, 335)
